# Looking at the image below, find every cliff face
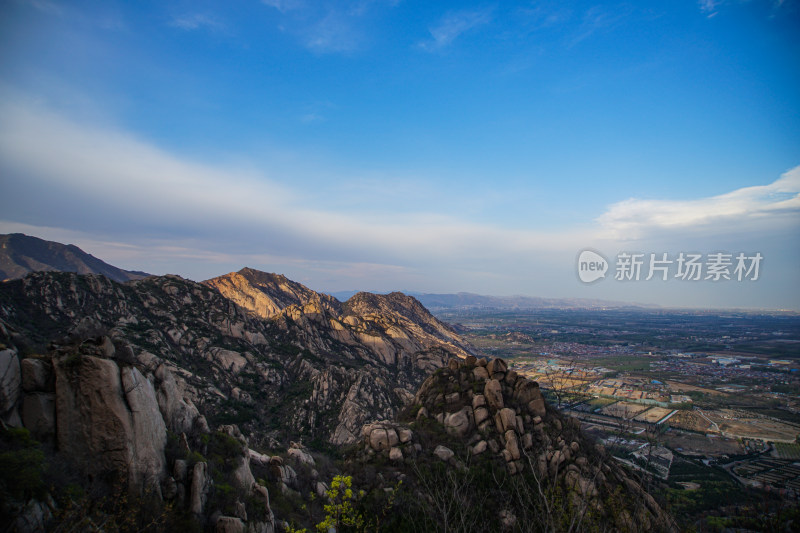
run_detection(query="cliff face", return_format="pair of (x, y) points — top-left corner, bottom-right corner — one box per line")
(1, 336), (276, 533)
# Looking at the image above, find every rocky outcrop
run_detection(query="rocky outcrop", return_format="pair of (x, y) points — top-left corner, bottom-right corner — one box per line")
(0, 322), (279, 531)
(21, 357), (53, 392)
(154, 363), (205, 435)
(219, 425), (257, 493)
(21, 392), (55, 440)
(287, 441), (315, 466)
(0, 348), (21, 426)
(190, 461), (210, 516)
(357, 357), (677, 532)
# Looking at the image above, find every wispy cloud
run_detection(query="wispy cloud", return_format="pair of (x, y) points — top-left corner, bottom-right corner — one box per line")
(0, 95), (582, 281)
(4, 94), (797, 255)
(568, 6), (629, 48)
(300, 113), (324, 123)
(698, 0), (793, 18)
(597, 167), (800, 239)
(170, 13), (226, 32)
(699, 0), (725, 17)
(298, 100), (336, 123)
(261, 0), (305, 13)
(260, 0), (394, 53)
(303, 10), (361, 53)
(517, 5), (573, 32)
(19, 0), (63, 16)
(419, 8), (493, 51)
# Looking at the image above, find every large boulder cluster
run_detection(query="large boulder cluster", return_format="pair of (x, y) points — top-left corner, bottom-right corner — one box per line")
(359, 357), (552, 474)
(412, 356), (550, 475)
(358, 356), (677, 532)
(361, 421), (417, 462)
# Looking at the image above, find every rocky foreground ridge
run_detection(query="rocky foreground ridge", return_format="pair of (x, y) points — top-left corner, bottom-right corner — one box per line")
(0, 338), (677, 532)
(0, 266), (478, 531)
(347, 356), (677, 532)
(1, 333), (277, 531)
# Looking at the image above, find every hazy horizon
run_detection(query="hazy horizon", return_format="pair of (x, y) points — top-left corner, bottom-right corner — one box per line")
(1, 0), (798, 310)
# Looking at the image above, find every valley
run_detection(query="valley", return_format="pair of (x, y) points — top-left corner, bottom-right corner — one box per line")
(435, 306), (800, 527)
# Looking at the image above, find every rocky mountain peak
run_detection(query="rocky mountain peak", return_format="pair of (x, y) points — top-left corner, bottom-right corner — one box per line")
(203, 267), (342, 319)
(345, 290), (427, 316)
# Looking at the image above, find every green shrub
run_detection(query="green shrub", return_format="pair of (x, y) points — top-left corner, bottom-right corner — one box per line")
(0, 427), (46, 500)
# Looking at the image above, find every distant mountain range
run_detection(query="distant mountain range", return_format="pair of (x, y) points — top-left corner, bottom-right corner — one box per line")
(333, 291), (656, 310)
(0, 233), (149, 283)
(4, 233), (650, 310)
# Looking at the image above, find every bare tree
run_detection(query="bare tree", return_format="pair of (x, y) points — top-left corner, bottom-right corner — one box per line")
(408, 452), (487, 533)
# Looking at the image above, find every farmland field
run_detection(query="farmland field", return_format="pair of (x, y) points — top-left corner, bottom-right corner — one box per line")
(635, 407), (675, 423)
(600, 401), (651, 419)
(774, 442), (800, 460)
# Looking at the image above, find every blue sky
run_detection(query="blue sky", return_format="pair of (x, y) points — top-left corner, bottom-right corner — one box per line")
(0, 0), (798, 309)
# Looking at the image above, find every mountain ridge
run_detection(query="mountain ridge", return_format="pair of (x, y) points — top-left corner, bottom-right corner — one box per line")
(0, 268), (475, 447)
(0, 233), (149, 283)
(203, 269), (477, 372)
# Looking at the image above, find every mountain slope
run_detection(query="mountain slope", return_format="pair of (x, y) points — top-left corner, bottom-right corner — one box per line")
(0, 270), (469, 446)
(0, 233), (149, 283)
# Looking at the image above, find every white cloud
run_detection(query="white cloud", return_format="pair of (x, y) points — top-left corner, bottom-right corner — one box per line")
(418, 8), (493, 51)
(0, 96), (581, 265)
(699, 0), (724, 16)
(567, 6), (630, 48)
(597, 166), (800, 239)
(1, 94), (797, 306)
(303, 11), (361, 53)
